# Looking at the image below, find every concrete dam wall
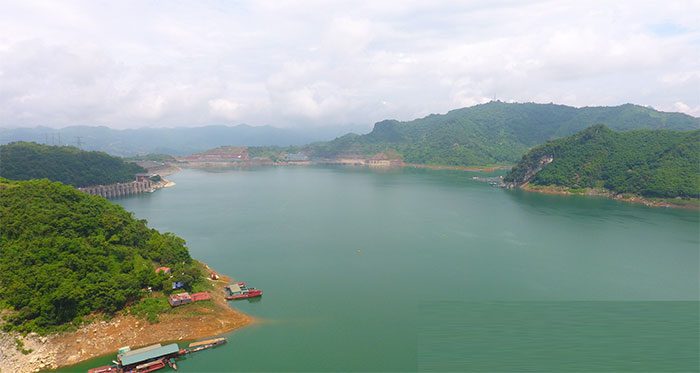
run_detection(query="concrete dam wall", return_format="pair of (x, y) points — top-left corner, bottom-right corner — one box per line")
(79, 180), (154, 199)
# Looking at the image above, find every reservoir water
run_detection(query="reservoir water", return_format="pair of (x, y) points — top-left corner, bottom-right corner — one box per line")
(58, 167), (699, 372)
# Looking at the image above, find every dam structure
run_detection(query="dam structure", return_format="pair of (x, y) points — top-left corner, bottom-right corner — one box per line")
(79, 179), (155, 199)
(78, 174), (165, 199)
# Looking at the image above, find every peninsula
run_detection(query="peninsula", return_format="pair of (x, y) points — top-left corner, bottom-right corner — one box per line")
(0, 179), (252, 372)
(503, 125), (700, 208)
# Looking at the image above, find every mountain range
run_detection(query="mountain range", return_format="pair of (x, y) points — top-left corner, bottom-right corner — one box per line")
(1, 102), (697, 166)
(0, 124), (368, 157)
(307, 102), (700, 166)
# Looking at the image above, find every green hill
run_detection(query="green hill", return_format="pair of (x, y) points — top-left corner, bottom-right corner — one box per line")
(0, 178), (202, 333)
(308, 102), (700, 166)
(503, 125), (700, 198)
(0, 142), (145, 187)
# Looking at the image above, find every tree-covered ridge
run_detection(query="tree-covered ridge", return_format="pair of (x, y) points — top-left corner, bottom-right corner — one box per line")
(0, 142), (145, 187)
(308, 102), (700, 166)
(0, 178), (201, 333)
(504, 125), (700, 198)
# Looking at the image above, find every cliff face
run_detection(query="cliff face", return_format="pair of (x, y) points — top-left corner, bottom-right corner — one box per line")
(502, 155), (553, 188)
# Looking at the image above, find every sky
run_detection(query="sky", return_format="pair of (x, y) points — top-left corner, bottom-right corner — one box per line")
(0, 0), (698, 129)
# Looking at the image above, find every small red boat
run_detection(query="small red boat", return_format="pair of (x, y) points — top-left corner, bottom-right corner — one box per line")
(225, 282), (263, 300)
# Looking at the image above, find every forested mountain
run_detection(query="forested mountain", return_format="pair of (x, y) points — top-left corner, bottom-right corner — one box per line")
(0, 142), (145, 187)
(0, 124), (369, 156)
(308, 102), (700, 166)
(503, 125), (700, 198)
(0, 178), (202, 333)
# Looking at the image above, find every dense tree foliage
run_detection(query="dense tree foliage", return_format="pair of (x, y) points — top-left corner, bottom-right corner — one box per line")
(308, 102), (699, 166)
(0, 179), (201, 333)
(0, 142), (145, 187)
(504, 125), (700, 198)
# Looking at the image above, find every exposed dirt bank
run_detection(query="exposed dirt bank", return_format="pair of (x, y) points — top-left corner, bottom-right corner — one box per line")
(399, 163), (510, 172)
(521, 184), (699, 210)
(0, 270), (252, 373)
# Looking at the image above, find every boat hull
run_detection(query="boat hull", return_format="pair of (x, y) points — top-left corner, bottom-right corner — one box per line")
(225, 290), (263, 300)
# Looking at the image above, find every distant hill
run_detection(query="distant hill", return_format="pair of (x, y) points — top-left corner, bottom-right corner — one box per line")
(0, 142), (145, 187)
(0, 124), (369, 157)
(0, 178), (201, 332)
(503, 125), (700, 198)
(308, 102), (700, 166)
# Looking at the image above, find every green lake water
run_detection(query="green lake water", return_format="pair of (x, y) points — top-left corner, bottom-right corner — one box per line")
(56, 166), (699, 372)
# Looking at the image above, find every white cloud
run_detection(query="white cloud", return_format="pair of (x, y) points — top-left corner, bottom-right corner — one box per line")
(208, 99), (241, 121)
(0, 0), (698, 128)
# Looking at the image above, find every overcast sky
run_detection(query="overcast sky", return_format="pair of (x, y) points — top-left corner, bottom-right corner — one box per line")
(0, 0), (698, 129)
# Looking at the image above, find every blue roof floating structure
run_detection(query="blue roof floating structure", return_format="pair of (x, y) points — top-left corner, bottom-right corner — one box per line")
(119, 343), (179, 367)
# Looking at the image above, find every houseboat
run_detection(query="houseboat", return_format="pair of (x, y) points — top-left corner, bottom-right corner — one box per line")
(118, 343), (181, 372)
(224, 282), (263, 300)
(88, 337), (226, 372)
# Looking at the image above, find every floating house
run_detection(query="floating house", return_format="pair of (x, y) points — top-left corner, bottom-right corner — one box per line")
(118, 343), (180, 371)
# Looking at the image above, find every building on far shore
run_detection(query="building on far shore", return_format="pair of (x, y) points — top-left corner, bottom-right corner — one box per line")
(179, 146), (249, 163)
(284, 152), (309, 162)
(367, 152), (403, 167)
(330, 152), (403, 167)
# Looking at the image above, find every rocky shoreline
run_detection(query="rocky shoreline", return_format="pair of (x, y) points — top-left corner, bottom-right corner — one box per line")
(519, 184), (699, 210)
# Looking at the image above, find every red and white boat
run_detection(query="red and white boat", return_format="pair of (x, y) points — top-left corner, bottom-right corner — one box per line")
(225, 282), (263, 300)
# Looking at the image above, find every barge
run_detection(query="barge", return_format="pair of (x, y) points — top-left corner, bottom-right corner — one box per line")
(225, 282), (263, 300)
(188, 337), (227, 353)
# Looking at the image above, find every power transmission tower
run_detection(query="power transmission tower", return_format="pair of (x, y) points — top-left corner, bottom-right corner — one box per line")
(75, 136), (83, 149)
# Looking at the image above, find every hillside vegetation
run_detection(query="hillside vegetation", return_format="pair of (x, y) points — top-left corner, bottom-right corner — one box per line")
(504, 125), (700, 198)
(0, 142), (145, 187)
(308, 102), (699, 166)
(0, 179), (202, 333)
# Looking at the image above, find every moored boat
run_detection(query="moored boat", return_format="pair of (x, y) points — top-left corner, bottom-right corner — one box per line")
(88, 366), (119, 373)
(188, 337), (227, 352)
(131, 358), (166, 372)
(224, 282), (263, 300)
